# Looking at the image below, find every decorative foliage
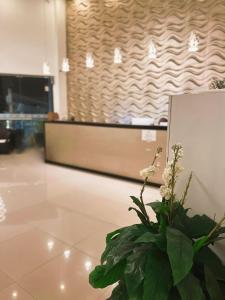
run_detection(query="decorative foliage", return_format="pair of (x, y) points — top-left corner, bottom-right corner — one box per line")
(89, 144), (225, 299)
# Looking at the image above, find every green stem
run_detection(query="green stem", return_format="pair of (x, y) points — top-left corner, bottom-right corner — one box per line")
(168, 146), (182, 223)
(140, 147), (162, 223)
(180, 172), (192, 206)
(207, 213), (225, 239)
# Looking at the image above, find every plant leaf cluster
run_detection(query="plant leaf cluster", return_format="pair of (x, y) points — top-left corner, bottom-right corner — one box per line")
(89, 145), (225, 299)
(90, 197), (225, 299)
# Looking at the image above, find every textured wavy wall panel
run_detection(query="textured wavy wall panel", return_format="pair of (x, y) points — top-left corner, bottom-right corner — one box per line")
(66, 0), (225, 123)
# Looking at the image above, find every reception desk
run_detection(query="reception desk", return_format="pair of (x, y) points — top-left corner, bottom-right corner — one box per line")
(44, 121), (167, 185)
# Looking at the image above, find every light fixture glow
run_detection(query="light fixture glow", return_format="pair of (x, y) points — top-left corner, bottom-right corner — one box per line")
(6, 120), (10, 129)
(114, 47), (122, 64)
(148, 40), (157, 59)
(12, 291), (18, 298)
(60, 283), (66, 291)
(188, 31), (199, 52)
(86, 52), (94, 69)
(62, 58), (70, 72)
(47, 240), (55, 251)
(84, 260), (92, 272)
(63, 249), (71, 259)
(43, 62), (50, 75)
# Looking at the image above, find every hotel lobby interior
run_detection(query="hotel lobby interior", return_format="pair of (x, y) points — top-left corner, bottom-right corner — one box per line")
(0, 0), (225, 299)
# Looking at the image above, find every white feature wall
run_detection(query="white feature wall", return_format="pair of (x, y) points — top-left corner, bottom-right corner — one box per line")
(0, 0), (67, 117)
(168, 91), (225, 262)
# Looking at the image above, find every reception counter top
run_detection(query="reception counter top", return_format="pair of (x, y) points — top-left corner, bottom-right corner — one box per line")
(45, 120), (167, 130)
(44, 121), (167, 185)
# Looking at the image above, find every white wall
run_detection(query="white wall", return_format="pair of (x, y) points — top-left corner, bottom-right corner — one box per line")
(0, 0), (67, 117)
(168, 91), (225, 262)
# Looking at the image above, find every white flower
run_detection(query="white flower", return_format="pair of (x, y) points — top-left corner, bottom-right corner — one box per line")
(175, 164), (184, 174)
(172, 143), (184, 159)
(177, 149), (184, 159)
(140, 165), (156, 178)
(160, 185), (172, 200)
(162, 167), (172, 184)
(162, 162), (184, 185)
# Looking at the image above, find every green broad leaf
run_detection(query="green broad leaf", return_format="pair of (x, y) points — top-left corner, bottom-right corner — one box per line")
(193, 236), (208, 253)
(130, 196), (147, 217)
(102, 224), (147, 264)
(106, 228), (125, 244)
(89, 260), (126, 289)
(173, 208), (216, 239)
(124, 247), (148, 297)
(106, 242), (135, 266)
(159, 214), (167, 234)
(177, 273), (205, 300)
(168, 288), (181, 300)
(143, 249), (173, 300)
(194, 247), (225, 282)
(135, 232), (166, 251)
(219, 281), (225, 294)
(167, 227), (193, 284)
(107, 281), (129, 300)
(128, 207), (149, 227)
(186, 214), (215, 237)
(204, 265), (223, 300)
(105, 224), (148, 245)
(147, 201), (169, 215)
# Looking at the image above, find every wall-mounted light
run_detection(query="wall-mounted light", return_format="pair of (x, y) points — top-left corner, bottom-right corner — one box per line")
(148, 40), (157, 59)
(86, 52), (94, 68)
(188, 31), (199, 52)
(114, 47), (122, 64)
(62, 58), (70, 72)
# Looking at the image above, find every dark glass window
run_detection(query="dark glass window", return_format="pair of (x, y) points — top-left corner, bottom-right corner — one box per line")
(0, 75), (53, 114)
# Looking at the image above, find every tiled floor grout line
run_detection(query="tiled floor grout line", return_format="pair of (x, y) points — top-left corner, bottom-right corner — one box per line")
(0, 271), (16, 293)
(52, 201), (125, 228)
(17, 232), (72, 280)
(15, 226), (100, 282)
(0, 212), (113, 281)
(0, 223), (36, 246)
(31, 225), (102, 260)
(16, 282), (37, 300)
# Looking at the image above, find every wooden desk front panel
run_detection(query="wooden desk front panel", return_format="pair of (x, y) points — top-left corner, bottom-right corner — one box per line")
(45, 123), (167, 185)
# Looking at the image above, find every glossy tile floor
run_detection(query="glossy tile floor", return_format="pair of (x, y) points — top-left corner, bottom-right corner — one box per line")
(0, 149), (160, 300)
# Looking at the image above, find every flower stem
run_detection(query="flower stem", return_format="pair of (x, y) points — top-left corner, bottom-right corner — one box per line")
(140, 147), (162, 222)
(169, 148), (179, 222)
(180, 172), (192, 206)
(207, 213), (225, 239)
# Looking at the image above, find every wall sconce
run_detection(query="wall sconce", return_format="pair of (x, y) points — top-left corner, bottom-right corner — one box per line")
(188, 31), (199, 52)
(148, 40), (157, 59)
(114, 47), (122, 64)
(62, 58), (70, 72)
(86, 52), (94, 68)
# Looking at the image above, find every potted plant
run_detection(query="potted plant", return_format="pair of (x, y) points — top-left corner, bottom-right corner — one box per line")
(89, 144), (225, 299)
